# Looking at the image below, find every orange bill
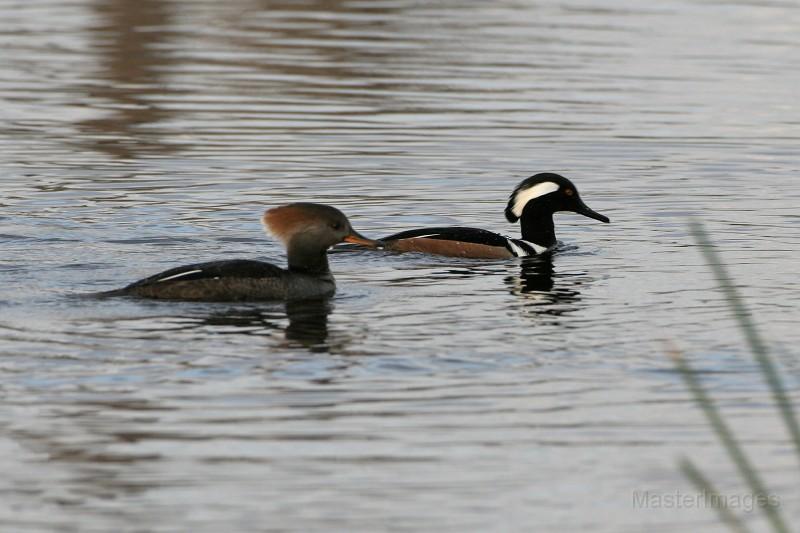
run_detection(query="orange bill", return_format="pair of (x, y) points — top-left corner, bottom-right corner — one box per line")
(343, 230), (384, 249)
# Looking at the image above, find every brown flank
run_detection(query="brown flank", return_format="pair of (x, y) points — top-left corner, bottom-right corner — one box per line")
(386, 238), (514, 259)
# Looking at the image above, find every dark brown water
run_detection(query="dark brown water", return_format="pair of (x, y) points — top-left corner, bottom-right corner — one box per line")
(1, 1), (799, 531)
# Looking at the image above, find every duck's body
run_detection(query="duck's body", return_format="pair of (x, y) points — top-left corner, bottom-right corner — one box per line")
(377, 173), (609, 259)
(106, 259), (334, 301)
(379, 227), (548, 259)
(100, 204), (378, 301)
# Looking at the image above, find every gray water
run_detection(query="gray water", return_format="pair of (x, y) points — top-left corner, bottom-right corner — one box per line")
(1, 0), (799, 531)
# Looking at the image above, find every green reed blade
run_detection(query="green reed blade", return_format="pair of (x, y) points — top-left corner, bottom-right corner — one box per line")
(672, 349), (788, 533)
(679, 457), (751, 533)
(690, 221), (800, 463)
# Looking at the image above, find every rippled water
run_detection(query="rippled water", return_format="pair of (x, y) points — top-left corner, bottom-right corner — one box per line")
(2, 0), (799, 531)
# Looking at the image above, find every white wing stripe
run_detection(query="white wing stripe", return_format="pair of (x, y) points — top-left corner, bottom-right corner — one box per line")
(157, 269), (203, 283)
(518, 239), (549, 254)
(506, 239), (526, 257)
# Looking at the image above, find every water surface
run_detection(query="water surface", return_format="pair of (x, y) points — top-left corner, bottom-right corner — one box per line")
(1, 0), (799, 531)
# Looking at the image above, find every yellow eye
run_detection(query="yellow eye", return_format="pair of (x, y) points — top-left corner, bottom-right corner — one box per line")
(565, 189), (574, 196)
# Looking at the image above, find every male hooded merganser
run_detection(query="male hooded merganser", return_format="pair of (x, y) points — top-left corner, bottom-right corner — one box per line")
(100, 203), (380, 301)
(373, 173), (609, 258)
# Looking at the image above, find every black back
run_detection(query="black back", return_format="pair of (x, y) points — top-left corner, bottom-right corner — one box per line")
(124, 259), (285, 290)
(381, 227), (511, 248)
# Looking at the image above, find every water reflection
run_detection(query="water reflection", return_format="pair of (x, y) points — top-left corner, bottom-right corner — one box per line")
(506, 255), (583, 318)
(512, 255), (556, 293)
(240, 0), (405, 101)
(185, 305), (284, 334)
(284, 299), (332, 351)
(79, 0), (175, 158)
(385, 261), (507, 285)
(181, 299), (333, 351)
(4, 0), (799, 530)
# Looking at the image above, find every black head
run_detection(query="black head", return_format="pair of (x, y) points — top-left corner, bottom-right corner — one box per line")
(504, 173), (610, 224)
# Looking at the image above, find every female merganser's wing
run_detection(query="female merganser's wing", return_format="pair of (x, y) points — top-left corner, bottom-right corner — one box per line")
(124, 260), (286, 289)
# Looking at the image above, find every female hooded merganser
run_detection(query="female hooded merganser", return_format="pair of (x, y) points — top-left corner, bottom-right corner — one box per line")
(373, 173), (609, 258)
(100, 203), (380, 301)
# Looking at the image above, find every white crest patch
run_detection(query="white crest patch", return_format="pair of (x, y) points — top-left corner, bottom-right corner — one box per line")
(511, 181), (559, 218)
(157, 269), (202, 283)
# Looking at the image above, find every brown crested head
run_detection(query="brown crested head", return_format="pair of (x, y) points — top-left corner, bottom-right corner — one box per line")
(262, 203), (381, 251)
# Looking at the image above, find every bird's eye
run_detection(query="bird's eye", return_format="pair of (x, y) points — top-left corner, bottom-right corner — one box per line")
(331, 221), (343, 230)
(564, 189), (574, 196)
